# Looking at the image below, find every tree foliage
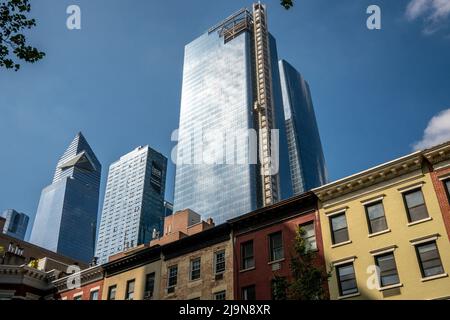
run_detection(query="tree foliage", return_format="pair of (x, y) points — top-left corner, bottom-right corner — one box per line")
(273, 227), (331, 300)
(0, 0), (45, 71)
(280, 0), (294, 10)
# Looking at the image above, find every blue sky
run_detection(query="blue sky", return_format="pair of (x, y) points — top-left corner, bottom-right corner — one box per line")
(1, 0), (449, 241)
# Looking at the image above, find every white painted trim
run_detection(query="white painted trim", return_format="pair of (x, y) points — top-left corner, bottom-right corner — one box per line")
(368, 229), (391, 238)
(331, 240), (352, 249)
(332, 256), (356, 267)
(398, 182), (425, 193)
(438, 174), (450, 181)
(370, 246), (396, 256)
(421, 273), (448, 282)
(337, 292), (360, 300)
(325, 207), (348, 217)
(407, 217), (432, 227)
(72, 292), (83, 299)
(378, 283), (403, 291)
(361, 196), (385, 206)
(89, 286), (100, 292)
(410, 234), (439, 245)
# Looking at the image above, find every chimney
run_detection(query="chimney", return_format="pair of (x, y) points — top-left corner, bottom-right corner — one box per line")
(206, 218), (214, 226)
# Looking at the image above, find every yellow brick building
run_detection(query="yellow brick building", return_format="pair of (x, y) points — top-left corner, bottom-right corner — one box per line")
(102, 246), (162, 300)
(314, 148), (450, 300)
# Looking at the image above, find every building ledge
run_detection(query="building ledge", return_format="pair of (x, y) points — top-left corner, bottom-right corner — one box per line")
(331, 240), (352, 249)
(239, 267), (256, 273)
(378, 283), (403, 291)
(407, 217), (432, 227)
(337, 292), (360, 300)
(421, 273), (448, 282)
(368, 229), (391, 238)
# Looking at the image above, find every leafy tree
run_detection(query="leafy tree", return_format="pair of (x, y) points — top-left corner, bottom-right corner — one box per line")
(28, 259), (39, 269)
(0, 0), (45, 71)
(273, 227), (331, 300)
(280, 0), (294, 10)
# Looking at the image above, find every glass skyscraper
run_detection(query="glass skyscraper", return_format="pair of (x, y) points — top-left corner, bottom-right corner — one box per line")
(95, 146), (167, 264)
(279, 60), (327, 194)
(173, 4), (293, 224)
(1, 209), (29, 240)
(30, 132), (101, 263)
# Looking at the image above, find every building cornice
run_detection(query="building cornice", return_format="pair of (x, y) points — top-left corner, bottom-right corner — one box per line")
(313, 152), (424, 202)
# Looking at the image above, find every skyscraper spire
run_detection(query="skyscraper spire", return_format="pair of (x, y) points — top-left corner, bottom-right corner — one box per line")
(30, 132), (102, 263)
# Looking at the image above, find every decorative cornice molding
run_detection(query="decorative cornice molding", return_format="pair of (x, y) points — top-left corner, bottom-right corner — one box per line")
(314, 153), (423, 202)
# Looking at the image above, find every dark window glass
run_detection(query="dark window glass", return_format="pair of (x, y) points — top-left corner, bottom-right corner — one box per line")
(242, 285), (256, 300)
(375, 253), (400, 287)
(215, 250), (226, 274)
(241, 241), (254, 270)
(107, 285), (117, 300)
(365, 202), (388, 234)
(168, 265), (178, 287)
(404, 189), (429, 222)
(416, 241), (445, 278)
(214, 290), (226, 300)
(190, 258), (201, 281)
(89, 290), (99, 300)
(125, 279), (135, 300)
(301, 222), (317, 251)
(145, 273), (155, 298)
(330, 214), (349, 244)
(269, 232), (284, 261)
(336, 263), (358, 296)
(73, 295), (82, 301)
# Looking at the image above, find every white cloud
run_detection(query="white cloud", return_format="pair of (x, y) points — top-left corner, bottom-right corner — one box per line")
(406, 0), (450, 34)
(413, 108), (450, 150)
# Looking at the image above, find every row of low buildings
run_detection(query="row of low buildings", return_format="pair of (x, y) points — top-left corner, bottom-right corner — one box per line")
(5, 141), (446, 300)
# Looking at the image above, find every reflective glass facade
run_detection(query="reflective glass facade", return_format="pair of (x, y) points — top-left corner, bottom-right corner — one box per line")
(1, 209), (29, 240)
(173, 17), (258, 224)
(173, 7), (294, 224)
(279, 60), (327, 194)
(95, 146), (167, 264)
(30, 133), (101, 263)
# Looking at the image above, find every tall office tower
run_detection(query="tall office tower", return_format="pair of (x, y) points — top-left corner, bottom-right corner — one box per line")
(1, 209), (29, 240)
(173, 3), (293, 224)
(30, 132), (101, 263)
(164, 201), (173, 217)
(279, 60), (327, 194)
(95, 146), (167, 264)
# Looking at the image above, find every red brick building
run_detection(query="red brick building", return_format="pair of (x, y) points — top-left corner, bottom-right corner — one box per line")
(229, 192), (327, 300)
(424, 142), (450, 241)
(53, 265), (104, 300)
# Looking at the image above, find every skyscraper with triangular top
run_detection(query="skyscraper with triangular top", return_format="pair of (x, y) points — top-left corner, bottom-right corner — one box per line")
(30, 132), (101, 263)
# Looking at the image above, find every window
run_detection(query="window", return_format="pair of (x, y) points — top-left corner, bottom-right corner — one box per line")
(365, 202), (388, 234)
(107, 285), (117, 300)
(301, 222), (317, 251)
(89, 290), (99, 300)
(241, 241), (254, 270)
(125, 279), (135, 300)
(73, 294), (82, 301)
(336, 263), (358, 296)
(330, 213), (349, 245)
(190, 258), (201, 281)
(168, 265), (178, 287)
(214, 291), (226, 300)
(375, 253), (400, 287)
(144, 273), (155, 298)
(242, 285), (256, 300)
(444, 179), (450, 203)
(214, 250), (226, 274)
(403, 189), (429, 223)
(415, 241), (445, 278)
(269, 232), (284, 261)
